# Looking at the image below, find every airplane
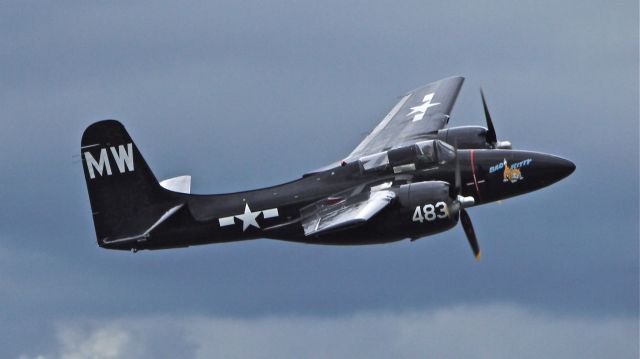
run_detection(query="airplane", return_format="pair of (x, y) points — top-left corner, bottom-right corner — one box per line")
(80, 76), (575, 259)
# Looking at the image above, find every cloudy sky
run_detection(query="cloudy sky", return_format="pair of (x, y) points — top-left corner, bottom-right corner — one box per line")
(1, 1), (637, 358)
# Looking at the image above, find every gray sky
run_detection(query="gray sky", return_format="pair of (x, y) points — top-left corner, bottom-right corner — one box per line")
(1, 1), (638, 358)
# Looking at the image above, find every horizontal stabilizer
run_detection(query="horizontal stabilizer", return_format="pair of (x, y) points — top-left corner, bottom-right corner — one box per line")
(102, 204), (184, 245)
(160, 175), (191, 194)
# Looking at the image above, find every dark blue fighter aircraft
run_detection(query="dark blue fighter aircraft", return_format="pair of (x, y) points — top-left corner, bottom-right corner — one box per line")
(81, 76), (575, 259)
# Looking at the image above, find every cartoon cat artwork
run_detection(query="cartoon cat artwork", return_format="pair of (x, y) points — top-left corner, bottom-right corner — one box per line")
(503, 159), (523, 183)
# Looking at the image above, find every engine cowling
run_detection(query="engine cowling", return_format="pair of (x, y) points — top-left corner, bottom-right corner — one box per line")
(437, 126), (491, 149)
(393, 181), (459, 239)
(438, 126), (512, 149)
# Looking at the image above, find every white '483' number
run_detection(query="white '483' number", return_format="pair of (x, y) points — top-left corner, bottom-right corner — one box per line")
(412, 202), (449, 223)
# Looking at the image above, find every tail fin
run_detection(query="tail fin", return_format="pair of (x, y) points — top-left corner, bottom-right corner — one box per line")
(81, 120), (174, 247)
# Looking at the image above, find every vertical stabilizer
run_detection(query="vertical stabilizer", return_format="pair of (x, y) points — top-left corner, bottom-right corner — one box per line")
(81, 120), (173, 246)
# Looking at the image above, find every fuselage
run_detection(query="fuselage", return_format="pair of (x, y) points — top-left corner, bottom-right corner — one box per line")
(109, 148), (574, 250)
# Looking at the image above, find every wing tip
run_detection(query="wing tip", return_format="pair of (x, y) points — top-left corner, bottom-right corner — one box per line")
(405, 75), (465, 95)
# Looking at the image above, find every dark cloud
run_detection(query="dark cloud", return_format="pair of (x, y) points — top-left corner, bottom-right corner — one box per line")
(18, 305), (639, 359)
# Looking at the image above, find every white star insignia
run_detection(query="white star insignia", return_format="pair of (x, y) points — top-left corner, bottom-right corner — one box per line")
(407, 93), (440, 122)
(235, 203), (261, 231)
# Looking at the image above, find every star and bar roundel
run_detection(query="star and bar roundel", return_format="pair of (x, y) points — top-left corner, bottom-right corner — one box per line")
(218, 204), (279, 231)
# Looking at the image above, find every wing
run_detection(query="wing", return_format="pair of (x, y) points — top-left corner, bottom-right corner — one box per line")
(346, 76), (464, 160)
(300, 189), (395, 237)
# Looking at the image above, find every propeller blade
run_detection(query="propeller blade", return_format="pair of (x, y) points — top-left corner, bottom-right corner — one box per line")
(480, 88), (497, 146)
(454, 139), (461, 195)
(460, 208), (481, 261)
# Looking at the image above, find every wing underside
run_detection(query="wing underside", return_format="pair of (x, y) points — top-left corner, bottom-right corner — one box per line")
(301, 190), (395, 237)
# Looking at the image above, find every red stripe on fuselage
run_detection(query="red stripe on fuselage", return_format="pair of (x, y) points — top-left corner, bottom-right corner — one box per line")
(470, 150), (481, 200)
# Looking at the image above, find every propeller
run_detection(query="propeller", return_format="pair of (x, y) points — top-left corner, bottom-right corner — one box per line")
(480, 88), (511, 149)
(480, 89), (497, 145)
(460, 208), (480, 260)
(451, 142), (481, 260)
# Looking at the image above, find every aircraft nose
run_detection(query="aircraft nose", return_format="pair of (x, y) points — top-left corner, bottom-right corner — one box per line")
(555, 157), (576, 179)
(533, 154), (576, 186)
(470, 150), (574, 202)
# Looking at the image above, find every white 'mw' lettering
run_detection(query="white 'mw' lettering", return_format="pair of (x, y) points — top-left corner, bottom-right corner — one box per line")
(84, 148), (112, 179)
(110, 143), (135, 173)
(83, 143), (135, 179)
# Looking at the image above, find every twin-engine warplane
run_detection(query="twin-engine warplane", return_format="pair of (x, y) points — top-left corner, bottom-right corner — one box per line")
(81, 76), (574, 259)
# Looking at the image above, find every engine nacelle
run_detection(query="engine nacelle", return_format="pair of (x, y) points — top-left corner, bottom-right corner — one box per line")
(438, 126), (512, 149)
(393, 181), (459, 240)
(314, 181), (461, 244)
(437, 126), (491, 149)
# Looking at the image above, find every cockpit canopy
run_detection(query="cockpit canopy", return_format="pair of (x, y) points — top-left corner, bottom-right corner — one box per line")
(359, 140), (456, 173)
